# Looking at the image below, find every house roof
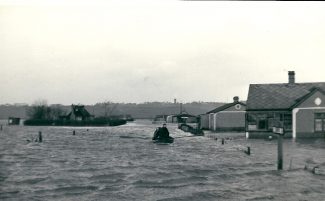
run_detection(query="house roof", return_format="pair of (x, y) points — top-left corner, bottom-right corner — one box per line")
(246, 82), (325, 110)
(207, 101), (246, 114)
(71, 105), (92, 117)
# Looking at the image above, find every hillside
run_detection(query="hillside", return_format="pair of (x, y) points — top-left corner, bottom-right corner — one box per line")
(0, 102), (225, 120)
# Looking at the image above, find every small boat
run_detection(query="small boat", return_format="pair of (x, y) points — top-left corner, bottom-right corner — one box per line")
(153, 137), (174, 144)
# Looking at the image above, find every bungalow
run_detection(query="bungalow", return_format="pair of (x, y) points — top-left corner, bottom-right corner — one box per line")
(200, 96), (246, 132)
(246, 71), (325, 139)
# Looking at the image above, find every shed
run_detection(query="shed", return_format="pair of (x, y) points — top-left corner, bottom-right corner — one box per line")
(204, 96), (246, 132)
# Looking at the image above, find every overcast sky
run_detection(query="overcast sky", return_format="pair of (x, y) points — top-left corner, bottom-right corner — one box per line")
(1, 1), (325, 105)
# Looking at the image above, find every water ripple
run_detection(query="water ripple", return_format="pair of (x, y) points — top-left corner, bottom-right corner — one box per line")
(1, 120), (325, 201)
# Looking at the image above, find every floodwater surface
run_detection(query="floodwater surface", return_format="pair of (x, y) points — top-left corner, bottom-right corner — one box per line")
(1, 120), (325, 201)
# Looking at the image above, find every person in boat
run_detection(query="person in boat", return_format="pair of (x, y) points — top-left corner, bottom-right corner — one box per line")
(153, 123), (170, 140)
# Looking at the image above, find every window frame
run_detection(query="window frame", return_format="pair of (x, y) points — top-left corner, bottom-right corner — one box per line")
(314, 113), (325, 133)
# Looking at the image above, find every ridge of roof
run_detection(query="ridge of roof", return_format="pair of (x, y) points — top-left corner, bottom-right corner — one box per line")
(250, 82), (325, 86)
(207, 101), (246, 114)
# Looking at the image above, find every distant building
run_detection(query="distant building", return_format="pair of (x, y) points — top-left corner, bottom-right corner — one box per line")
(60, 104), (93, 121)
(246, 71), (325, 138)
(8, 117), (20, 125)
(152, 114), (168, 124)
(169, 113), (197, 124)
(200, 96), (246, 132)
(166, 115), (178, 123)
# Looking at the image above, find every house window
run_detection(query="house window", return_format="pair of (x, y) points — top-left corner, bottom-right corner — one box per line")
(247, 113), (268, 130)
(247, 114), (257, 125)
(257, 114), (267, 130)
(258, 119), (267, 129)
(247, 113), (257, 131)
(284, 113), (292, 130)
(315, 113), (325, 132)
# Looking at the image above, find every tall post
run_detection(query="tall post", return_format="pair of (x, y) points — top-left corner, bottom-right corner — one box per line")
(277, 134), (283, 170)
(273, 120), (284, 170)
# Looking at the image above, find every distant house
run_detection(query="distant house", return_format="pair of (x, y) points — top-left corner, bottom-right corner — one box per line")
(246, 71), (325, 139)
(200, 96), (246, 132)
(152, 114), (168, 124)
(166, 113), (197, 124)
(8, 117), (20, 125)
(166, 115), (178, 123)
(60, 104), (93, 121)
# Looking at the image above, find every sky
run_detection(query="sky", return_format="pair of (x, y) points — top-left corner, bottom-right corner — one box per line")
(1, 0), (325, 105)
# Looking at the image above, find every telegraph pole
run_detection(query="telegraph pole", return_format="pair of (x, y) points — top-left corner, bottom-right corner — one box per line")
(273, 122), (285, 170)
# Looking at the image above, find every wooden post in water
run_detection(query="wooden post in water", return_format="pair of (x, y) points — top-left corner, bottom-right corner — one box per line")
(221, 138), (225, 145)
(277, 134), (283, 170)
(0, 125), (2, 131)
(73, 130), (76, 135)
(246, 146), (251, 155)
(38, 131), (42, 143)
(273, 122), (284, 170)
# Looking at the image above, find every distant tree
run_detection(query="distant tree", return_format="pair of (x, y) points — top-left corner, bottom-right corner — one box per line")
(95, 101), (118, 118)
(27, 99), (65, 120)
(50, 105), (66, 120)
(26, 99), (49, 120)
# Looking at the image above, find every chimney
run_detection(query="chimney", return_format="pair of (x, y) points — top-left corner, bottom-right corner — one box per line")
(288, 71), (295, 84)
(233, 96), (239, 103)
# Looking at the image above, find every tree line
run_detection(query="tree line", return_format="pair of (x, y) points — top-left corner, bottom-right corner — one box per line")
(26, 100), (65, 120)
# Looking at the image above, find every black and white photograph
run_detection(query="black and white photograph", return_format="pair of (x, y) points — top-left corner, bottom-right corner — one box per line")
(1, 0), (325, 200)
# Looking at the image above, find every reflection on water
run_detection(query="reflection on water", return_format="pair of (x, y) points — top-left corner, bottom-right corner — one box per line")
(1, 120), (325, 201)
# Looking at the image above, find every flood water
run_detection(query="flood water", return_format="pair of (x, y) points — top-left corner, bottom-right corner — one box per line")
(1, 120), (325, 201)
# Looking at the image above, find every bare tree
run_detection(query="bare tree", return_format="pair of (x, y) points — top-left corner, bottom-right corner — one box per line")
(96, 101), (117, 119)
(26, 100), (66, 120)
(50, 105), (66, 120)
(27, 99), (50, 120)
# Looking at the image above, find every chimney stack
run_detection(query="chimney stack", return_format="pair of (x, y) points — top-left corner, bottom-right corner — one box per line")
(233, 96), (239, 103)
(288, 71), (295, 84)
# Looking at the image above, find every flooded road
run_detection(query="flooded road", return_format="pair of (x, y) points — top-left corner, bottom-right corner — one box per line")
(1, 120), (325, 201)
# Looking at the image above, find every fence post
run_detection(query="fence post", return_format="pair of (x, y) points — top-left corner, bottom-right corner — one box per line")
(277, 134), (283, 170)
(246, 146), (251, 155)
(38, 131), (42, 143)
